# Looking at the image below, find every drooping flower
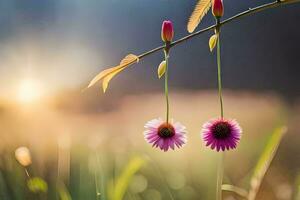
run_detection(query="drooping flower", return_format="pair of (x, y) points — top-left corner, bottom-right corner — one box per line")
(212, 0), (224, 18)
(201, 118), (242, 151)
(15, 146), (32, 167)
(144, 118), (187, 151)
(161, 20), (174, 43)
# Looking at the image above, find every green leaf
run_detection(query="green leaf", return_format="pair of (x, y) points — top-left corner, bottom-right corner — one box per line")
(57, 182), (72, 200)
(27, 177), (48, 193)
(248, 126), (287, 200)
(157, 60), (166, 79)
(109, 156), (145, 200)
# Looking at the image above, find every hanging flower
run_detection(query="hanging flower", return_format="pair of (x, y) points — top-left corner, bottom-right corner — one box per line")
(144, 118), (187, 152)
(212, 0), (224, 18)
(161, 20), (174, 43)
(201, 118), (242, 151)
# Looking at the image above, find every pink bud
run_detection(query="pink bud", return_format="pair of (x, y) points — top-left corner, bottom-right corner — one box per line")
(212, 0), (224, 18)
(161, 20), (174, 43)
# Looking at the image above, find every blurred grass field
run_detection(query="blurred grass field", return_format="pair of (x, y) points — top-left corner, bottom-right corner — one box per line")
(0, 90), (299, 200)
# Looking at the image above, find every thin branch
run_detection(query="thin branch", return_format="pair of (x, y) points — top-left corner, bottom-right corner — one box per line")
(138, 0), (300, 60)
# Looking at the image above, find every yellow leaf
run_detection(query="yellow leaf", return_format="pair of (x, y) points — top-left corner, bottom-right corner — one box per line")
(88, 67), (118, 88)
(157, 60), (166, 79)
(187, 0), (211, 33)
(209, 34), (218, 52)
(120, 54), (139, 66)
(87, 54), (139, 92)
(102, 66), (126, 93)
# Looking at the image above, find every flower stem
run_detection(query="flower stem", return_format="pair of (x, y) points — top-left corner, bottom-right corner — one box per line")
(25, 167), (31, 178)
(217, 152), (224, 200)
(164, 50), (170, 123)
(216, 27), (224, 119)
(216, 18), (224, 200)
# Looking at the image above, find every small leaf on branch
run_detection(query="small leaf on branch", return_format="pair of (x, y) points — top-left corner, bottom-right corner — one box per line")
(209, 34), (218, 52)
(157, 60), (166, 79)
(187, 0), (211, 33)
(87, 54), (139, 93)
(120, 54), (139, 66)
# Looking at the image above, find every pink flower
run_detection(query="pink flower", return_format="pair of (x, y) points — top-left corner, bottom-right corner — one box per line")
(212, 0), (224, 18)
(201, 118), (242, 151)
(161, 20), (174, 43)
(144, 118), (187, 152)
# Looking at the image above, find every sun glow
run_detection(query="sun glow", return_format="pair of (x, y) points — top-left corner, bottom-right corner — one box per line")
(17, 79), (43, 103)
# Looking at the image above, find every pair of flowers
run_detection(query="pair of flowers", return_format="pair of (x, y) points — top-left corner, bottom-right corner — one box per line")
(144, 118), (242, 152)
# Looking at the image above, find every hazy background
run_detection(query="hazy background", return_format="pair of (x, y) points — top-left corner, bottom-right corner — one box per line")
(0, 0), (299, 102)
(0, 0), (299, 200)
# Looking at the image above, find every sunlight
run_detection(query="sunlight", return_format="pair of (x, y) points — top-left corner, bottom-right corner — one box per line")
(17, 79), (43, 103)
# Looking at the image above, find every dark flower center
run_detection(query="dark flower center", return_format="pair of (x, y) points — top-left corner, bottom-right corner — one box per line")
(212, 121), (231, 139)
(158, 123), (175, 138)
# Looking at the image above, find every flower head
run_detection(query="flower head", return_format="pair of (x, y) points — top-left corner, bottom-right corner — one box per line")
(212, 0), (224, 18)
(202, 118), (242, 151)
(15, 146), (32, 166)
(161, 20), (174, 43)
(144, 118), (187, 151)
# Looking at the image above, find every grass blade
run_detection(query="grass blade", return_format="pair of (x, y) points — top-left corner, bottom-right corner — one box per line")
(294, 173), (300, 200)
(222, 184), (248, 198)
(109, 156), (145, 200)
(57, 182), (72, 200)
(248, 126), (287, 200)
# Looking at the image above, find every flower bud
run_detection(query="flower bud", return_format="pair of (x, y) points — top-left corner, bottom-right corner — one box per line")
(157, 60), (166, 78)
(212, 0), (224, 18)
(161, 20), (174, 43)
(15, 147), (32, 167)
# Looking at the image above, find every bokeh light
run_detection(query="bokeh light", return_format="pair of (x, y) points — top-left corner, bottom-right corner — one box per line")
(17, 78), (43, 103)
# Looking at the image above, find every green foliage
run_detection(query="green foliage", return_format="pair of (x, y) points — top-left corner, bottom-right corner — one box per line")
(248, 126), (287, 200)
(57, 182), (72, 200)
(27, 177), (48, 193)
(222, 126), (287, 200)
(109, 156), (146, 200)
(294, 173), (300, 200)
